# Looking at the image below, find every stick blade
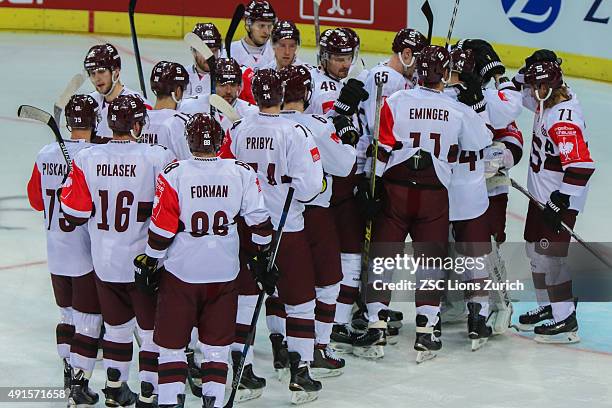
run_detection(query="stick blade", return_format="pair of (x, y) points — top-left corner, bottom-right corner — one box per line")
(208, 94), (241, 123)
(18, 105), (52, 124)
(313, 0), (322, 5)
(342, 58), (365, 83)
(55, 73), (86, 111)
(184, 32), (213, 60)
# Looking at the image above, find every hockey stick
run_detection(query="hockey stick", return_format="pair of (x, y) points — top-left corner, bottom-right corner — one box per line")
(208, 94), (241, 123)
(510, 178), (612, 269)
(314, 0), (322, 65)
(184, 32), (214, 60)
(53, 73), (86, 126)
(421, 0), (434, 45)
(342, 57), (365, 84)
(225, 187), (295, 408)
(360, 82), (385, 276)
(18, 105), (72, 170)
(128, 0), (147, 99)
(225, 4), (245, 60)
(445, 0), (461, 48)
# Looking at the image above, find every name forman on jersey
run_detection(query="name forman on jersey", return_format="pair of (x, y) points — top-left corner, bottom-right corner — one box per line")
(145, 158), (272, 283)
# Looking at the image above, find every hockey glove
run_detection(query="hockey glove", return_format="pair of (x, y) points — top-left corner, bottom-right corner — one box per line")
(134, 254), (160, 295)
(332, 114), (360, 146)
(334, 79), (369, 116)
(525, 49), (562, 69)
(356, 176), (384, 220)
(460, 39), (505, 84)
(542, 190), (570, 234)
(249, 246), (280, 296)
(457, 72), (486, 113)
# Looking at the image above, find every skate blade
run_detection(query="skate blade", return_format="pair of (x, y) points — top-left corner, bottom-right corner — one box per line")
(276, 367), (290, 382)
(352, 345), (384, 359)
(328, 342), (353, 354)
(415, 350), (436, 364)
(534, 332), (580, 344)
(517, 323), (536, 332)
(311, 367), (343, 379)
(471, 337), (488, 351)
(290, 390), (319, 405)
(236, 387), (264, 402)
(67, 398), (98, 408)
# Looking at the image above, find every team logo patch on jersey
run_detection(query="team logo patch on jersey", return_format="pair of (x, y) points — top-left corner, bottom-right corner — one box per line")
(310, 147), (321, 162)
(559, 141), (575, 160)
(195, 85), (203, 93)
(551, 124), (581, 162)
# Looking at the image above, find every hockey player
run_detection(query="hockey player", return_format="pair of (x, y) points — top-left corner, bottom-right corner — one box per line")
(362, 28), (427, 132)
(61, 95), (175, 407)
(27, 95), (100, 406)
(84, 43), (148, 141)
(518, 59), (595, 343)
(365, 46), (491, 361)
(134, 113), (272, 408)
(184, 22), (223, 102)
(141, 61), (192, 160)
(220, 69), (324, 404)
(230, 0), (276, 69)
(279, 65), (358, 377)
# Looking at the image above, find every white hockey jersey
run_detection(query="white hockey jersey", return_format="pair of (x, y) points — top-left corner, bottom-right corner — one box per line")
(377, 87), (492, 192)
(89, 86), (148, 140)
(280, 110), (356, 207)
(27, 140), (93, 277)
(230, 38), (275, 69)
(181, 97), (258, 133)
(306, 68), (344, 116)
(220, 112), (324, 232)
(145, 158), (272, 283)
(184, 64), (211, 98)
(60, 141), (175, 282)
(527, 97), (594, 211)
(140, 109), (192, 161)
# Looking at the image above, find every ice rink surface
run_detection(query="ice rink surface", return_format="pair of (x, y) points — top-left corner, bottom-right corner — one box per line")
(0, 32), (611, 407)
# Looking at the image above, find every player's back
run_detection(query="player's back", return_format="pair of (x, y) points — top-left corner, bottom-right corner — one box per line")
(156, 158), (258, 282)
(158, 112), (193, 160)
(28, 140), (93, 276)
(140, 109), (177, 145)
(225, 113), (323, 231)
(74, 141), (173, 282)
(363, 63), (412, 130)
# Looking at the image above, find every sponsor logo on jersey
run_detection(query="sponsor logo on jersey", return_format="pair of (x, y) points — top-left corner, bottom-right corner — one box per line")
(501, 0), (562, 33)
(310, 147), (321, 162)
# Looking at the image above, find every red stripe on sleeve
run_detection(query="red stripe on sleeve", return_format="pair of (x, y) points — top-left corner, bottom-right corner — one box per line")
(26, 163), (44, 212)
(548, 122), (593, 167)
(493, 121), (523, 146)
(151, 174), (180, 236)
(60, 162), (92, 214)
(378, 100), (397, 148)
(218, 129), (236, 159)
(239, 68), (256, 105)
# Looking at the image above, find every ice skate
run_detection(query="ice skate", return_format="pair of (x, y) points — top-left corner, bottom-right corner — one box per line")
(103, 367), (137, 407)
(414, 315), (441, 364)
(231, 350), (265, 402)
(63, 359), (72, 393)
(468, 303), (492, 351)
(352, 320), (386, 359)
(534, 312), (580, 344)
(135, 381), (156, 408)
(269, 333), (290, 381)
(518, 305), (553, 331)
(201, 395), (215, 408)
(288, 352), (321, 405)
(311, 344), (345, 378)
(67, 369), (99, 408)
(330, 324), (359, 354)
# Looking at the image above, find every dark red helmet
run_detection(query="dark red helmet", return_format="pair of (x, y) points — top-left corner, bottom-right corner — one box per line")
(245, 0), (277, 24)
(84, 43), (121, 73)
(450, 47), (475, 74)
(251, 68), (284, 107)
(417, 45), (451, 85)
(338, 27), (360, 49)
(185, 113), (223, 153)
(279, 65), (312, 104)
(272, 20), (300, 45)
(319, 28), (355, 61)
(150, 61), (189, 97)
(65, 94), (99, 130)
(107, 95), (147, 134)
(392, 28), (427, 54)
(524, 61), (563, 90)
(192, 23), (222, 49)
(214, 58), (242, 85)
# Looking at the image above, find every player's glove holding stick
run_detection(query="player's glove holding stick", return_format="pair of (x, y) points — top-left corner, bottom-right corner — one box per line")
(457, 71), (486, 113)
(333, 78), (369, 116)
(460, 39), (505, 84)
(134, 254), (160, 295)
(542, 190), (570, 234)
(356, 176), (384, 220)
(249, 245), (280, 296)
